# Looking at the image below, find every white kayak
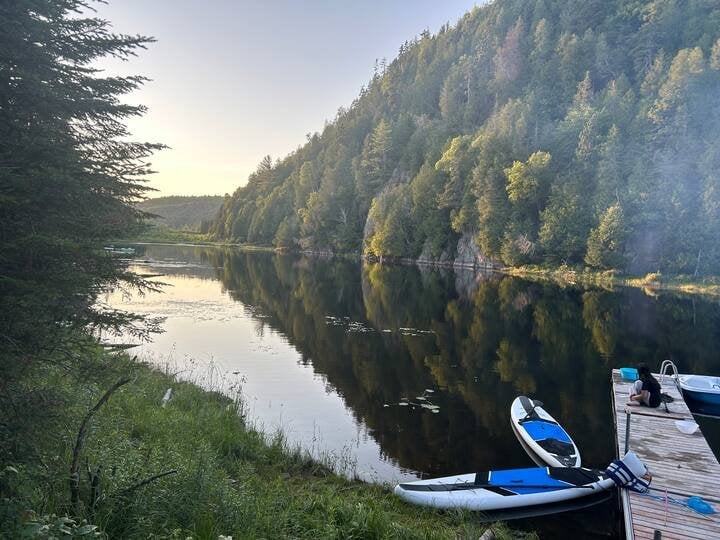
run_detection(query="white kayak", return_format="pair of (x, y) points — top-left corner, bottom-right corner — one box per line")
(510, 396), (580, 467)
(394, 466), (613, 511)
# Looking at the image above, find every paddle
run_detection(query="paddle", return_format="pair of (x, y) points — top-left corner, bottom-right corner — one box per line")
(520, 399), (544, 422)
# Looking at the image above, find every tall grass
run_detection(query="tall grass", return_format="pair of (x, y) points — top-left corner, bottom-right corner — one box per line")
(1, 351), (533, 539)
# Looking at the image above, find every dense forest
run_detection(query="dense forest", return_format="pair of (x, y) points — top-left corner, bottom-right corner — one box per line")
(138, 195), (223, 231)
(212, 0), (720, 275)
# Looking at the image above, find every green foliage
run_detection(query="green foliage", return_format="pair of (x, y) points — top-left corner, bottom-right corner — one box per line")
(0, 1), (162, 383)
(119, 226), (212, 244)
(0, 5), (168, 537)
(274, 216), (298, 248)
(21, 515), (105, 539)
(539, 187), (591, 263)
(505, 151), (551, 205)
(585, 204), (628, 269)
(365, 185), (412, 257)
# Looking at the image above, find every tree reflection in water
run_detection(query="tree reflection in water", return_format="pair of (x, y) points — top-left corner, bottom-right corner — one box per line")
(129, 244), (720, 480)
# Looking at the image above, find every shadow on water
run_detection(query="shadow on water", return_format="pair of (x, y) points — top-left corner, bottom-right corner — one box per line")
(126, 244), (720, 538)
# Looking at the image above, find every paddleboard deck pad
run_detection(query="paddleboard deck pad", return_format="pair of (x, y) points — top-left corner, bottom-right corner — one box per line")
(511, 396), (581, 467)
(394, 467), (613, 511)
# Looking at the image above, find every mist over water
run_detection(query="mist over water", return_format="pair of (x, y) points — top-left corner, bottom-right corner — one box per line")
(110, 244), (720, 537)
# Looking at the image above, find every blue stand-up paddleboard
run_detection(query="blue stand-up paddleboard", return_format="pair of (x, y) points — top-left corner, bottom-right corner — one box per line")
(510, 396), (581, 467)
(394, 453), (650, 513)
(394, 466), (613, 511)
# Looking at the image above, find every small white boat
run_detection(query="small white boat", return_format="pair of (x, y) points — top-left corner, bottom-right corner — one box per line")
(678, 375), (720, 406)
(660, 360), (720, 414)
(510, 396), (581, 467)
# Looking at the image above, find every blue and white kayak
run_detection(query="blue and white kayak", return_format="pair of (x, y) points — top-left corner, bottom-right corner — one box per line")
(394, 466), (613, 511)
(510, 396), (581, 467)
(678, 375), (720, 409)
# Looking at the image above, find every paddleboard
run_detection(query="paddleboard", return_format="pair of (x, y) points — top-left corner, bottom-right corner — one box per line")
(394, 466), (613, 511)
(510, 396), (580, 467)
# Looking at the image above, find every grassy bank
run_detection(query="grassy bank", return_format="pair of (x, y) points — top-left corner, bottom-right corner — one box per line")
(504, 265), (720, 297)
(117, 226), (215, 244)
(115, 226), (277, 252)
(1, 349), (528, 539)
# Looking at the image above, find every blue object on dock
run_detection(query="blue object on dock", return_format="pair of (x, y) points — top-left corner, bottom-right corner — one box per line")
(620, 367), (638, 381)
(687, 496), (715, 514)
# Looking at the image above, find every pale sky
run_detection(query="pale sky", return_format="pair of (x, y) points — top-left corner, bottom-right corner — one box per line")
(94, 0), (477, 196)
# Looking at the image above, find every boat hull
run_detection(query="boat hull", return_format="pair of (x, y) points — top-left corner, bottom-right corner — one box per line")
(678, 375), (720, 414)
(683, 388), (720, 406)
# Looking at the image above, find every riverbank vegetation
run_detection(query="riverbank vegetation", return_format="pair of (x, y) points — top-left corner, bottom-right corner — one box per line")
(2, 349), (521, 539)
(503, 266), (720, 297)
(118, 231), (720, 297)
(120, 225), (214, 245)
(211, 0), (720, 279)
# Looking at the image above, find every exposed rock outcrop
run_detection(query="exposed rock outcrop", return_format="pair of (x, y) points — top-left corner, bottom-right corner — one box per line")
(453, 231), (500, 270)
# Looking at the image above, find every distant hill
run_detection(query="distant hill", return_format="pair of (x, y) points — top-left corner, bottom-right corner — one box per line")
(139, 196), (224, 232)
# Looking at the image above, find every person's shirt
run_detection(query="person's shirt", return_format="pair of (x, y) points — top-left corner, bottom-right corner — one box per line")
(642, 377), (662, 407)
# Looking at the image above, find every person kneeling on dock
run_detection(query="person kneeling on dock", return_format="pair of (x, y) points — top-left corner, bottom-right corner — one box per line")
(628, 364), (661, 408)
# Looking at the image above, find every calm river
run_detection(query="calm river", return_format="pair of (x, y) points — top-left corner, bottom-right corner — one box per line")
(108, 244), (720, 538)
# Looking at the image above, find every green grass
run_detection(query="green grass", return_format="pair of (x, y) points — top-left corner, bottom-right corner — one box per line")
(116, 226), (279, 253)
(117, 226), (214, 244)
(1, 350), (531, 539)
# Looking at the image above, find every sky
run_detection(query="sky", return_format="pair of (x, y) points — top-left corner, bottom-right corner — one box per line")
(94, 0), (478, 197)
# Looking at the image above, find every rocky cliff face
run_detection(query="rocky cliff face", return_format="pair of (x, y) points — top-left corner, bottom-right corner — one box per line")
(453, 231), (500, 269)
(416, 239), (453, 266)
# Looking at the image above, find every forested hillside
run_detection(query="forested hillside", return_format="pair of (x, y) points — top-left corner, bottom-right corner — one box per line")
(139, 195), (223, 231)
(212, 0), (720, 275)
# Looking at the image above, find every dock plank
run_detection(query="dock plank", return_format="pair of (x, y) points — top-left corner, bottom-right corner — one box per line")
(611, 369), (720, 540)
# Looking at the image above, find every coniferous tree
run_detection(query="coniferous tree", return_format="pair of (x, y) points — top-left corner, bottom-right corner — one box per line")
(0, 0), (162, 368)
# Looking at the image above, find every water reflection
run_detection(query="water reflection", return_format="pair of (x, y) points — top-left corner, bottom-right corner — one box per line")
(113, 244), (720, 535)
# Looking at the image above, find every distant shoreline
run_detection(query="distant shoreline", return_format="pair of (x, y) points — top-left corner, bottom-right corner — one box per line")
(118, 236), (720, 297)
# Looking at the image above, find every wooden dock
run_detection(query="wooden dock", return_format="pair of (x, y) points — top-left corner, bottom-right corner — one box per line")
(611, 369), (720, 540)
